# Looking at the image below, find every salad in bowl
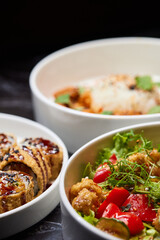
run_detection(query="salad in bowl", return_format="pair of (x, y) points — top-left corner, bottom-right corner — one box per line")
(69, 130), (160, 239)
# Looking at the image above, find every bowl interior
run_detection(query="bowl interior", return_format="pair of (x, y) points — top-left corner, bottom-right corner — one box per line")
(34, 38), (160, 98)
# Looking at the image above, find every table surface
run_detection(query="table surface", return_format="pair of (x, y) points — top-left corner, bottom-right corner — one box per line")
(0, 56), (64, 240)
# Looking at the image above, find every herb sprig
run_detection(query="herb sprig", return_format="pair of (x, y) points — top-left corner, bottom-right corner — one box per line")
(95, 130), (153, 167)
(135, 75), (153, 90)
(89, 130), (160, 203)
(98, 158), (149, 191)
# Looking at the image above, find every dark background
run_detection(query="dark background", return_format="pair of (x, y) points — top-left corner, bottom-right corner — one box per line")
(1, 1), (160, 239)
(1, 1), (160, 120)
(1, 1), (160, 64)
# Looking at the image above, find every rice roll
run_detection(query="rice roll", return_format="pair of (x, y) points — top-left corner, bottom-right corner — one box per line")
(21, 137), (63, 180)
(0, 133), (17, 158)
(0, 170), (34, 213)
(0, 147), (46, 196)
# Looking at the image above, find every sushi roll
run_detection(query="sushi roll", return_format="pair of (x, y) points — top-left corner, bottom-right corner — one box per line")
(0, 135), (63, 197)
(0, 170), (34, 213)
(21, 138), (63, 180)
(0, 147), (46, 196)
(0, 133), (17, 158)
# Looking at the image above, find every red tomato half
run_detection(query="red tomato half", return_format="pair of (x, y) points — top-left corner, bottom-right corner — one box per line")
(115, 212), (144, 236)
(94, 154), (117, 184)
(96, 163), (110, 171)
(96, 187), (130, 218)
(122, 194), (156, 222)
(93, 168), (111, 183)
(109, 153), (117, 164)
(102, 203), (120, 218)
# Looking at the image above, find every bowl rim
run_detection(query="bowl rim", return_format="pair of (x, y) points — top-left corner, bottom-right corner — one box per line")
(29, 36), (160, 120)
(59, 121), (160, 240)
(0, 112), (68, 219)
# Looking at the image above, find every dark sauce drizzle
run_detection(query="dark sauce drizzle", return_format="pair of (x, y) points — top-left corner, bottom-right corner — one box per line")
(22, 146), (46, 192)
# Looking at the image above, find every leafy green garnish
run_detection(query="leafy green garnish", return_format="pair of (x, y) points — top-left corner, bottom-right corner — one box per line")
(143, 223), (160, 239)
(129, 176), (160, 203)
(78, 86), (85, 95)
(77, 210), (98, 225)
(130, 223), (160, 240)
(148, 181), (160, 201)
(55, 94), (70, 104)
(154, 82), (160, 87)
(95, 130), (152, 168)
(135, 76), (153, 90)
(95, 147), (112, 167)
(101, 111), (113, 115)
(112, 130), (152, 159)
(82, 162), (95, 179)
(106, 158), (149, 189)
(94, 130), (156, 194)
(148, 105), (160, 114)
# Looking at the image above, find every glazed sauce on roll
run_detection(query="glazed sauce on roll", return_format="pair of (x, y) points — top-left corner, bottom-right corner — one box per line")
(0, 171), (29, 196)
(23, 138), (59, 154)
(0, 170), (34, 213)
(0, 134), (63, 213)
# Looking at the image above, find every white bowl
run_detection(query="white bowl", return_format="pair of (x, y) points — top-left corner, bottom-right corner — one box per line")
(0, 113), (68, 239)
(59, 121), (160, 240)
(29, 37), (160, 153)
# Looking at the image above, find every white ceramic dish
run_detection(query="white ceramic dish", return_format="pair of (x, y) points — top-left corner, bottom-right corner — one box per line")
(30, 37), (160, 153)
(59, 121), (160, 240)
(0, 113), (68, 239)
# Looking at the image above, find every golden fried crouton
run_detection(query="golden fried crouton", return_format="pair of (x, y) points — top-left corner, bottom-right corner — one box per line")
(127, 152), (149, 166)
(72, 188), (100, 215)
(149, 149), (160, 163)
(70, 178), (107, 215)
(70, 178), (106, 203)
(127, 150), (160, 177)
(153, 208), (160, 232)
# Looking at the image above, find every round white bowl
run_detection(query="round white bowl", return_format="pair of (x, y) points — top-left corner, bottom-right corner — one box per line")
(30, 37), (160, 153)
(59, 121), (160, 240)
(0, 113), (68, 239)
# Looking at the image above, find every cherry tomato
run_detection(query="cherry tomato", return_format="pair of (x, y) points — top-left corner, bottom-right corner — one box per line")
(96, 187), (130, 218)
(96, 163), (110, 171)
(115, 212), (144, 236)
(102, 203), (120, 218)
(94, 154), (117, 184)
(122, 194), (156, 222)
(93, 168), (111, 183)
(109, 153), (117, 164)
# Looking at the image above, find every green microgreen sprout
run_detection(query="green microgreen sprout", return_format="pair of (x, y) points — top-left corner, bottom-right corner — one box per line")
(135, 75), (153, 91)
(55, 93), (70, 104)
(101, 111), (113, 115)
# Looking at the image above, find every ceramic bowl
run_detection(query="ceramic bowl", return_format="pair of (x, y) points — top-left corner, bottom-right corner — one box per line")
(29, 37), (160, 153)
(59, 121), (160, 240)
(0, 113), (68, 239)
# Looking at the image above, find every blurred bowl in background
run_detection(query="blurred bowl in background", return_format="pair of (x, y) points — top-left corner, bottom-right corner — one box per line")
(29, 37), (160, 153)
(59, 121), (160, 240)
